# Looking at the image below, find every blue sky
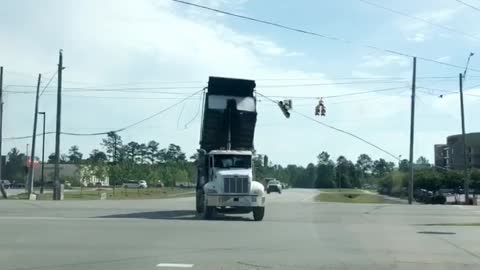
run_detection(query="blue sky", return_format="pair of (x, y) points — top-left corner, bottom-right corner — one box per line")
(1, 0), (479, 165)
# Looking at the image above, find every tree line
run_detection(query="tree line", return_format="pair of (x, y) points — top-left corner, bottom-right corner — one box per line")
(4, 132), (195, 187)
(5, 131), (478, 193)
(254, 151), (403, 189)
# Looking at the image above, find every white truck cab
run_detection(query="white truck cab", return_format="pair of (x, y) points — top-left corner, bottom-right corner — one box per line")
(198, 150), (265, 220)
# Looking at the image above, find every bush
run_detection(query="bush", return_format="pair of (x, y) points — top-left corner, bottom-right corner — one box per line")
(377, 171), (407, 196)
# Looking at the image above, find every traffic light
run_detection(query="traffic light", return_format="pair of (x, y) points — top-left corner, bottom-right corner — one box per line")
(278, 99), (292, 118)
(315, 98), (326, 117)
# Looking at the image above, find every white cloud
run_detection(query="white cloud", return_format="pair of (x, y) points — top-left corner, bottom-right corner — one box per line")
(435, 56), (451, 63)
(360, 55), (410, 68)
(1, 0), (438, 165)
(406, 33), (426, 42)
(397, 8), (459, 42)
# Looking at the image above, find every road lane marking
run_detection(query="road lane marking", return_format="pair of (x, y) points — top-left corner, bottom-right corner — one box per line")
(156, 263), (193, 268)
(301, 192), (318, 202)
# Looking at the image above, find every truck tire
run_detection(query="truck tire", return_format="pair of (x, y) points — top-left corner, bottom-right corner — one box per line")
(196, 191), (204, 214)
(202, 195), (215, 220)
(204, 206), (215, 220)
(252, 207), (265, 221)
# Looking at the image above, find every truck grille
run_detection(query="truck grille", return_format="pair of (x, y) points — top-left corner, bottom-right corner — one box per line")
(224, 177), (249, 193)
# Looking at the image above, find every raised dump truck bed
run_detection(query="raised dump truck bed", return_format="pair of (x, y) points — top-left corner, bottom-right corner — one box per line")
(200, 76), (257, 152)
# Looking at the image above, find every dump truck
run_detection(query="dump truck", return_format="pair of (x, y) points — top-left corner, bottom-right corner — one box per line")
(195, 76), (265, 221)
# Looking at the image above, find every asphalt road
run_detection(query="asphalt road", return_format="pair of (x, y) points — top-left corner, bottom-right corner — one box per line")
(1, 189), (480, 270)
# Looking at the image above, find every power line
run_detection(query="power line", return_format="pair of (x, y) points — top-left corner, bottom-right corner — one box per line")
(417, 86), (480, 97)
(256, 91), (401, 160)
(358, 0), (480, 40)
(170, 0), (480, 72)
(60, 94), (202, 100)
(455, 0), (480, 12)
(4, 75), (477, 94)
(259, 86), (408, 100)
(3, 88), (206, 140)
(114, 88), (206, 132)
(39, 71), (58, 97)
(183, 91), (205, 128)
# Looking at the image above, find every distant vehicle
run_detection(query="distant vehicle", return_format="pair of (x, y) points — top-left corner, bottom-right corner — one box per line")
(264, 178), (276, 185)
(95, 182), (102, 188)
(155, 180), (165, 188)
(13, 182), (25, 189)
(122, 180), (147, 189)
(0, 180), (11, 189)
(267, 180), (282, 194)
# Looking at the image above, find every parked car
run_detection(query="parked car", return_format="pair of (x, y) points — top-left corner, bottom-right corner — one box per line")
(12, 182), (25, 189)
(122, 180), (148, 189)
(0, 180), (11, 189)
(267, 180), (282, 194)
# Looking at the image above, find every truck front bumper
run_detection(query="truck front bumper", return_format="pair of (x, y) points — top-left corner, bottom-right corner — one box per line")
(206, 194), (265, 207)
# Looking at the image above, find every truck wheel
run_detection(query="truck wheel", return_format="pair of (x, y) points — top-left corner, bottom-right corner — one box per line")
(204, 206), (215, 220)
(196, 191), (204, 214)
(202, 195), (215, 220)
(252, 207), (265, 221)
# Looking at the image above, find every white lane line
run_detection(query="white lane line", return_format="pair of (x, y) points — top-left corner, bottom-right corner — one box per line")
(302, 192), (318, 202)
(156, 263), (194, 268)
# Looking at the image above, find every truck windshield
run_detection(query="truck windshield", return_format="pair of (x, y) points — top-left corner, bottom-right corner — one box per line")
(214, 155), (251, 169)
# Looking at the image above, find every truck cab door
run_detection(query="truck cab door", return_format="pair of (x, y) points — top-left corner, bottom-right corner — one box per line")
(208, 156), (214, 182)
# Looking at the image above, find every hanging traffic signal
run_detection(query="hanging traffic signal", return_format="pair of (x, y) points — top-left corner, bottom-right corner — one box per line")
(315, 98), (326, 117)
(278, 99), (292, 118)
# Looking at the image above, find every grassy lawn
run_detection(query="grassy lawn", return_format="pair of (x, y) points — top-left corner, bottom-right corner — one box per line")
(315, 191), (385, 204)
(318, 188), (367, 193)
(10, 187), (194, 200)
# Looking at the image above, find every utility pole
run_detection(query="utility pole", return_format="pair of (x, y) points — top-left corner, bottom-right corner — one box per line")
(0, 67), (3, 179)
(39, 112), (46, 194)
(25, 143), (29, 191)
(459, 73), (470, 204)
(27, 74), (41, 197)
(0, 66), (5, 198)
(408, 57), (417, 205)
(53, 50), (63, 200)
(114, 135), (117, 163)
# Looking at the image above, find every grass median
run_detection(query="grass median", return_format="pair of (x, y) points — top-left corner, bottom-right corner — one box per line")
(11, 187), (194, 200)
(315, 189), (385, 204)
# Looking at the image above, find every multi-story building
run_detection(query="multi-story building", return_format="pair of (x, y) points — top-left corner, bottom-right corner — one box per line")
(434, 144), (447, 168)
(434, 132), (480, 169)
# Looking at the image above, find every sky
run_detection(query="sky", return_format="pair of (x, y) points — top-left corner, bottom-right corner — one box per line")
(1, 0), (480, 166)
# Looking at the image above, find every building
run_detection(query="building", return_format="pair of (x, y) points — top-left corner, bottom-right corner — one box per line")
(33, 164), (109, 186)
(434, 144), (447, 168)
(435, 132), (480, 170)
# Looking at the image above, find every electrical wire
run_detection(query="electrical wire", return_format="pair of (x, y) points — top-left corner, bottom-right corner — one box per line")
(418, 86), (480, 97)
(455, 0), (480, 12)
(39, 71), (57, 97)
(115, 88), (206, 132)
(256, 91), (401, 160)
(358, 0), (480, 40)
(183, 91), (205, 128)
(3, 88), (206, 140)
(170, 0), (480, 72)
(260, 86), (408, 100)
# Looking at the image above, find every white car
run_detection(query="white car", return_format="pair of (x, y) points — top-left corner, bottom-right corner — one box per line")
(122, 180), (148, 189)
(266, 180), (282, 194)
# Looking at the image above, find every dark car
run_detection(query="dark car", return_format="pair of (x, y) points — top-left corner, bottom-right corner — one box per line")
(0, 180), (11, 189)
